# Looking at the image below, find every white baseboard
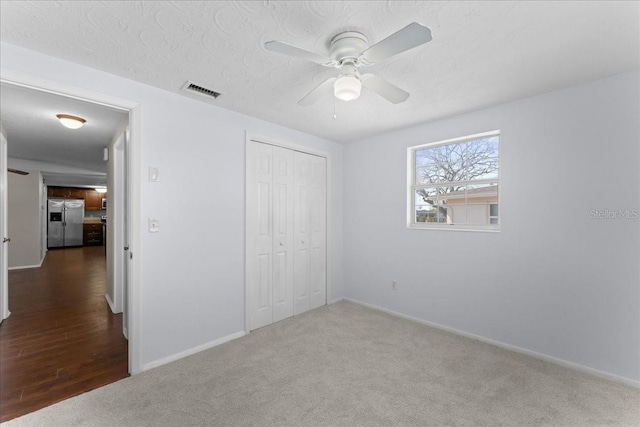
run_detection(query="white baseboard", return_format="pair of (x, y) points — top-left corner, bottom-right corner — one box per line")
(141, 330), (246, 372)
(104, 293), (116, 313)
(343, 298), (640, 390)
(328, 297), (345, 305)
(8, 259), (44, 270)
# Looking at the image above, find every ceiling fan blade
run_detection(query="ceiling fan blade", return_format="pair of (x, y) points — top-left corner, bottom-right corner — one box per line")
(298, 78), (337, 106)
(360, 22), (432, 64)
(361, 74), (410, 104)
(8, 168), (29, 175)
(264, 40), (332, 66)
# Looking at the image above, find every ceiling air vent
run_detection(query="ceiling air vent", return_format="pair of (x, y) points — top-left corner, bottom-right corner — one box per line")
(182, 81), (222, 100)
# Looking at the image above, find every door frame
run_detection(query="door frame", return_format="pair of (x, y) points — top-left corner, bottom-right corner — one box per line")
(0, 129), (9, 321)
(0, 68), (143, 374)
(244, 132), (331, 334)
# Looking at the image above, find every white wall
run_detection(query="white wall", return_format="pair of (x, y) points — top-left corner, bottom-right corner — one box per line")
(7, 169), (43, 268)
(1, 42), (344, 369)
(4, 41), (636, 386)
(344, 71), (640, 385)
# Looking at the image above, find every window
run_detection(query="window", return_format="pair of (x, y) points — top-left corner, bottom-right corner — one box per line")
(489, 203), (499, 225)
(409, 130), (500, 231)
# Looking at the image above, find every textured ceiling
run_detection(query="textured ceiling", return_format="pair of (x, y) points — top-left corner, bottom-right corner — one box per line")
(1, 1), (639, 144)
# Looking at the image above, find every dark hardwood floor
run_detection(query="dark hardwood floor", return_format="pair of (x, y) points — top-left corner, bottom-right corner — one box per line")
(0, 246), (128, 422)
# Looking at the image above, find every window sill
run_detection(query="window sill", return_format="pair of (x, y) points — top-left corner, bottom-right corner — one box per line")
(408, 224), (501, 233)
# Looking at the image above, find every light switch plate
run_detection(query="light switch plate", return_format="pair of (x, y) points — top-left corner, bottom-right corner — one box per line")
(149, 167), (159, 182)
(148, 218), (159, 233)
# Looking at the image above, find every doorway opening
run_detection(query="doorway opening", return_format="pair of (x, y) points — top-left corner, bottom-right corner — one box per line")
(0, 75), (140, 421)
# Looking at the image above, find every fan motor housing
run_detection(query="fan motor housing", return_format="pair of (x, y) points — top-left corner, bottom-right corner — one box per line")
(329, 31), (368, 64)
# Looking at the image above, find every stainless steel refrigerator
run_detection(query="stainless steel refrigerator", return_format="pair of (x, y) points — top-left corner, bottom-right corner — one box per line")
(48, 199), (84, 248)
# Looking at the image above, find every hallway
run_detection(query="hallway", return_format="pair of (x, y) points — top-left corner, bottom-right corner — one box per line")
(0, 246), (128, 422)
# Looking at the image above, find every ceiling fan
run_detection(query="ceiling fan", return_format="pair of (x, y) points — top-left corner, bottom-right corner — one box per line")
(8, 168), (29, 175)
(264, 22), (432, 106)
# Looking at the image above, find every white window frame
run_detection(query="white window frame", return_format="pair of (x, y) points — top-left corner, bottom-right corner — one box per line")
(489, 203), (499, 225)
(407, 130), (501, 232)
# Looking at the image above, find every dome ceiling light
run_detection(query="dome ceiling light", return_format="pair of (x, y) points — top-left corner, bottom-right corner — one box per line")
(56, 114), (86, 129)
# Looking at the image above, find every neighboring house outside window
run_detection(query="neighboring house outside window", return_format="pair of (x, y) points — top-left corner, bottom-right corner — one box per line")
(409, 130), (500, 231)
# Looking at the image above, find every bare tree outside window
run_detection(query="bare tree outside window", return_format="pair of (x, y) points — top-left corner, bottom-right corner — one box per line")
(410, 133), (500, 228)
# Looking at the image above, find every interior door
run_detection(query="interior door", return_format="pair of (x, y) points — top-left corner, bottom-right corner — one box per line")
(246, 141), (274, 331)
(293, 151), (311, 315)
(108, 131), (127, 316)
(308, 154), (327, 310)
(123, 130), (130, 338)
(0, 131), (9, 321)
(293, 151), (327, 315)
(271, 146), (294, 323)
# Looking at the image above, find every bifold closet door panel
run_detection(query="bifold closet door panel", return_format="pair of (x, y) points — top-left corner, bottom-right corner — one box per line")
(308, 154), (327, 311)
(271, 146), (295, 323)
(293, 151), (311, 315)
(246, 141), (274, 331)
(293, 152), (327, 315)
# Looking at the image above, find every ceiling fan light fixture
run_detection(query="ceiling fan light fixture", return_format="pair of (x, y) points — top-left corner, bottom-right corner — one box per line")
(56, 114), (86, 129)
(334, 75), (362, 101)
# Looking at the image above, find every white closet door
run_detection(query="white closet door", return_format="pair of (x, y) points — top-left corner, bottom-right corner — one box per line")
(271, 146), (294, 323)
(247, 141), (326, 330)
(246, 141), (273, 331)
(308, 155), (327, 310)
(293, 151), (311, 315)
(293, 152), (326, 315)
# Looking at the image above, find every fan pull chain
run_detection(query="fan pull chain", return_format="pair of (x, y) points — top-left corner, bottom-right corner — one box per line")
(333, 97), (337, 119)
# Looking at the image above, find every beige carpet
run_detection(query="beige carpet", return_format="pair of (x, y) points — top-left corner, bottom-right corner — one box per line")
(4, 301), (639, 426)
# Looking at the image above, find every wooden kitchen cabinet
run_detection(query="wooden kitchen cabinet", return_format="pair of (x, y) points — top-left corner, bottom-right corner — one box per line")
(47, 186), (68, 198)
(85, 190), (103, 211)
(48, 186), (84, 199)
(47, 186), (106, 210)
(83, 223), (103, 246)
